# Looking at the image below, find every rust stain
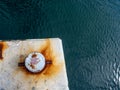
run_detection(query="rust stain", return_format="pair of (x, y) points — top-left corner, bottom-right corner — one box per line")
(32, 53), (37, 58)
(39, 39), (63, 77)
(0, 42), (8, 60)
(30, 63), (35, 69)
(15, 39), (63, 81)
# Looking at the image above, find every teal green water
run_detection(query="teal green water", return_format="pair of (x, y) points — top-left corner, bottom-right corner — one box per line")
(0, 0), (120, 90)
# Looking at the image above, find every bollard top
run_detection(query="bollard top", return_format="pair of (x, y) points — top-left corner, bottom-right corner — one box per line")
(25, 52), (46, 73)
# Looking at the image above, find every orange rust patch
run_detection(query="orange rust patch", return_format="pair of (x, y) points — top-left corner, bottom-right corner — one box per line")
(15, 39), (63, 81)
(39, 39), (63, 77)
(32, 54), (37, 58)
(30, 64), (35, 69)
(0, 42), (8, 60)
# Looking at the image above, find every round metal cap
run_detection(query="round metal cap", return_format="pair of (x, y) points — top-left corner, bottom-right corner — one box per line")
(25, 52), (45, 73)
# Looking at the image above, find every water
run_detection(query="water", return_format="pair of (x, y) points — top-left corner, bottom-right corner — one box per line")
(0, 0), (120, 90)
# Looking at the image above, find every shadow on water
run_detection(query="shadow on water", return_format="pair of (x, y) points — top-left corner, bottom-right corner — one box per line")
(0, 0), (51, 40)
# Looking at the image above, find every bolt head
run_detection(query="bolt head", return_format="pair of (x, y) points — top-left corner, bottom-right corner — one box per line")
(25, 52), (45, 73)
